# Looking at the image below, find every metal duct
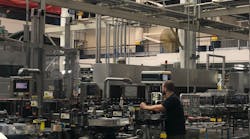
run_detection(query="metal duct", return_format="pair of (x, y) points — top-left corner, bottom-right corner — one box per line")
(160, 28), (182, 53)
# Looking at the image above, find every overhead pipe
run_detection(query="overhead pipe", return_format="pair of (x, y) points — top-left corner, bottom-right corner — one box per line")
(105, 22), (108, 63)
(128, 24), (131, 64)
(24, 0), (30, 42)
(248, 1), (250, 136)
(95, 14), (101, 63)
(113, 18), (117, 63)
(119, 21), (123, 57)
(65, 17), (71, 48)
(18, 68), (40, 75)
(124, 22), (127, 62)
(147, 0), (164, 7)
(116, 20), (119, 62)
(105, 23), (111, 64)
(117, 22), (120, 59)
(24, 0), (30, 67)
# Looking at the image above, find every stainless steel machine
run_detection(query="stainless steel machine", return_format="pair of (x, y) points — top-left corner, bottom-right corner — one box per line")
(78, 64), (220, 139)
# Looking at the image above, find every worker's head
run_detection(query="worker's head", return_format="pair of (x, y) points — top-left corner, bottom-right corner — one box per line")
(162, 80), (175, 95)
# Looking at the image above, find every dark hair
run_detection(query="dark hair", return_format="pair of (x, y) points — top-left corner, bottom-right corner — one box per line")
(163, 80), (175, 92)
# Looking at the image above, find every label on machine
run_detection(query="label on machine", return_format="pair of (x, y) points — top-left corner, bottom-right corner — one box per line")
(61, 113), (70, 120)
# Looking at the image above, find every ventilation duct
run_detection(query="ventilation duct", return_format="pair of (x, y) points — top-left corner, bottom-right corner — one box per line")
(160, 28), (183, 53)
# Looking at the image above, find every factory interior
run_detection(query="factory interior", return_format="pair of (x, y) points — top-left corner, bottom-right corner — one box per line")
(0, 0), (250, 139)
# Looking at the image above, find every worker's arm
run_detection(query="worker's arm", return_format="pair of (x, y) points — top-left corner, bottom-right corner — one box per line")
(140, 102), (165, 112)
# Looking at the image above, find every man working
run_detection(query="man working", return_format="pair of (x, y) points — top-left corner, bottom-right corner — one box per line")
(140, 80), (185, 139)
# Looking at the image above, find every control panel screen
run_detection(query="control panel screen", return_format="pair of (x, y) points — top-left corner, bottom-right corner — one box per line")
(13, 80), (29, 92)
(16, 83), (28, 89)
(142, 74), (162, 81)
(141, 73), (171, 83)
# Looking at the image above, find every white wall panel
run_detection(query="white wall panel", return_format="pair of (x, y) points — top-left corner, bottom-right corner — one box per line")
(0, 17), (56, 33)
(80, 48), (250, 67)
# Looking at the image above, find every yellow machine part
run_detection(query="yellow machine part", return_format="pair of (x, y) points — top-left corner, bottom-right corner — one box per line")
(160, 131), (167, 139)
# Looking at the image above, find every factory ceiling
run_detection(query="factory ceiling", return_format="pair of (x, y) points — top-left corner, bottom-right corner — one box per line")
(30, 0), (249, 40)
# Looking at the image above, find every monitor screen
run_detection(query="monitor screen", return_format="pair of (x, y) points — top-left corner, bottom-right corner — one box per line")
(142, 74), (162, 81)
(16, 83), (28, 89)
(13, 80), (29, 92)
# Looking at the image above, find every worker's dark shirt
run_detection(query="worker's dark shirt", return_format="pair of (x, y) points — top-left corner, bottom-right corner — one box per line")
(162, 93), (185, 136)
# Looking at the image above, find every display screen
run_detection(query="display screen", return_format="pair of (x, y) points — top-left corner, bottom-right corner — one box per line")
(13, 80), (29, 92)
(142, 74), (162, 81)
(16, 83), (28, 89)
(142, 74), (171, 82)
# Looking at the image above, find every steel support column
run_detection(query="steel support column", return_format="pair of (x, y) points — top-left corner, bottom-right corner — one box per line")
(179, 0), (197, 69)
(124, 22), (127, 62)
(105, 23), (111, 64)
(30, 0), (45, 116)
(95, 14), (102, 63)
(65, 17), (71, 48)
(119, 21), (123, 57)
(113, 19), (117, 63)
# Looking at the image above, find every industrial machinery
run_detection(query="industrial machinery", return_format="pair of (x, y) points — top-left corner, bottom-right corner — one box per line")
(74, 64), (221, 138)
(78, 82), (133, 138)
(132, 71), (172, 139)
(71, 69), (171, 138)
(0, 53), (249, 139)
(0, 6), (80, 138)
(180, 90), (249, 138)
(43, 65), (249, 139)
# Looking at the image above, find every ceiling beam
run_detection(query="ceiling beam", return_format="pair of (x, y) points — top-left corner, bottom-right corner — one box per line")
(32, 0), (249, 40)
(201, 5), (250, 18)
(199, 27), (248, 40)
(45, 22), (106, 33)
